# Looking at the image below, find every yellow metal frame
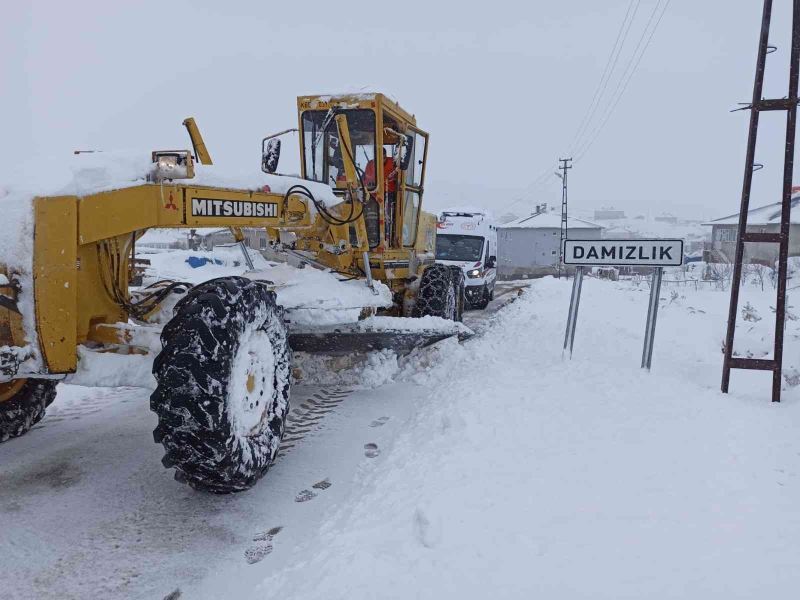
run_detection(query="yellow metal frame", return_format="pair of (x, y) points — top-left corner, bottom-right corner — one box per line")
(25, 184), (311, 375)
(3, 93), (438, 379)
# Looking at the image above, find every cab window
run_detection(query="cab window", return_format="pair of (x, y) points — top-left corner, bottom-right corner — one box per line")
(301, 109), (376, 187)
(404, 129), (428, 189)
(402, 191), (420, 246)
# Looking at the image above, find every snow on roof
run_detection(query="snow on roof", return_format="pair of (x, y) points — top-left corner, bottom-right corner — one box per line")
(499, 211), (602, 230)
(702, 195), (800, 226)
(312, 93), (377, 102)
(440, 206), (491, 217)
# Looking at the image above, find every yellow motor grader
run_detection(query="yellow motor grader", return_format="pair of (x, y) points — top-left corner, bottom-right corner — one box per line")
(0, 93), (466, 493)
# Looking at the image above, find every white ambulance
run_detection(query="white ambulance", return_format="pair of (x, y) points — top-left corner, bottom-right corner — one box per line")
(435, 207), (498, 309)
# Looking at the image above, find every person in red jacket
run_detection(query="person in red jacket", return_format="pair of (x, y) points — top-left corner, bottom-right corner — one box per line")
(364, 148), (399, 243)
(364, 148), (397, 192)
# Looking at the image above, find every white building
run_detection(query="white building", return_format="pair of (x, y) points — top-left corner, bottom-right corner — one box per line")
(702, 194), (800, 264)
(497, 210), (603, 279)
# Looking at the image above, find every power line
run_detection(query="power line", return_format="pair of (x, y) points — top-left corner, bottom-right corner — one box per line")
(574, 0), (672, 162)
(497, 162), (559, 214)
(504, 0), (672, 214)
(567, 0), (642, 154)
(500, 0), (641, 218)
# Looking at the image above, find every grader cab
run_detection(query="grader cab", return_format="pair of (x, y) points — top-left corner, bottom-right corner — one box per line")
(0, 93), (467, 493)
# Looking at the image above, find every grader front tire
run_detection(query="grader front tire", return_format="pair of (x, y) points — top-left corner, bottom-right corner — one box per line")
(150, 277), (291, 494)
(412, 264), (459, 321)
(0, 379), (57, 443)
(447, 266), (466, 322)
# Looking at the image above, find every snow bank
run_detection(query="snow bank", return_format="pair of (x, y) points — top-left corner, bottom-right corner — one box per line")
(218, 278), (800, 600)
(293, 349), (402, 389)
(67, 346), (156, 389)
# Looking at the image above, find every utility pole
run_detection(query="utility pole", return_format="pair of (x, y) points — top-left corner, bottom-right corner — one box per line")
(557, 158), (573, 278)
(721, 0), (800, 402)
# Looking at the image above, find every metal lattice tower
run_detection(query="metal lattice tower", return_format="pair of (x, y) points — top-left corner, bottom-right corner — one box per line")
(721, 0), (800, 402)
(557, 158), (573, 278)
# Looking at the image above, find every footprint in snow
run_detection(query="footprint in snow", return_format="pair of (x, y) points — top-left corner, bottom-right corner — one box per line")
(245, 526), (284, 564)
(295, 489), (317, 502)
(369, 416), (390, 427)
(253, 525), (284, 542)
(244, 543), (273, 564)
(295, 478), (332, 502)
(364, 443), (380, 458)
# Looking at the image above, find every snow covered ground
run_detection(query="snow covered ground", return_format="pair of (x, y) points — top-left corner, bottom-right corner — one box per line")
(2, 277), (800, 599)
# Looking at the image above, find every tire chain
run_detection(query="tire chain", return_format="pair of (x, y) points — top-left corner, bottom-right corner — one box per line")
(150, 277), (291, 494)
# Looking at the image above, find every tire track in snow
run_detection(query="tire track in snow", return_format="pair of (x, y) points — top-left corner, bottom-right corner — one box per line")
(276, 386), (353, 460)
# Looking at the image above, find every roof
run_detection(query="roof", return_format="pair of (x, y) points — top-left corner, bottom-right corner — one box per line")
(499, 211), (603, 230)
(297, 92), (416, 125)
(703, 193), (800, 227)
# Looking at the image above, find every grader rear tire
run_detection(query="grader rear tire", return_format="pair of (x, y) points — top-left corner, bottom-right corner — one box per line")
(0, 379), (57, 443)
(150, 277), (291, 494)
(412, 264), (458, 321)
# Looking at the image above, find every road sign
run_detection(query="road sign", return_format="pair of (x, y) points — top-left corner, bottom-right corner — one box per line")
(562, 238), (684, 370)
(563, 239), (684, 267)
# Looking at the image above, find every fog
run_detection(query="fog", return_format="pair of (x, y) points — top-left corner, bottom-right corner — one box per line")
(3, 0), (797, 221)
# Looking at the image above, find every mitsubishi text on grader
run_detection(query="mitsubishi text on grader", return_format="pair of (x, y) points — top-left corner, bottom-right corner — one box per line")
(0, 93), (466, 493)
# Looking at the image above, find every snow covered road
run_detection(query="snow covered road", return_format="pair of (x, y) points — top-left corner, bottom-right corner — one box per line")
(0, 382), (424, 599)
(2, 277), (800, 599)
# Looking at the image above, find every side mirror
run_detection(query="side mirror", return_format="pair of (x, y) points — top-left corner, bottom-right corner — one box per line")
(486, 256), (497, 269)
(262, 139), (281, 174)
(399, 135), (414, 171)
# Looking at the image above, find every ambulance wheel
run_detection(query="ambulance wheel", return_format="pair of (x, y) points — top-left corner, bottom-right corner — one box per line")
(413, 264), (458, 321)
(151, 277), (291, 494)
(0, 379), (57, 443)
(474, 285), (491, 310)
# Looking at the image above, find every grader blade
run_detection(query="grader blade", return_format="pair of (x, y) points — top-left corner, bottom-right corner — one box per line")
(288, 321), (471, 356)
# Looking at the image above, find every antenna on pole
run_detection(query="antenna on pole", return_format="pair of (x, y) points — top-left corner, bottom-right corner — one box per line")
(557, 158), (573, 279)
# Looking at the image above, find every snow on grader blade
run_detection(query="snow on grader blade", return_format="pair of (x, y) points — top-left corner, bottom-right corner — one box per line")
(0, 92), (468, 493)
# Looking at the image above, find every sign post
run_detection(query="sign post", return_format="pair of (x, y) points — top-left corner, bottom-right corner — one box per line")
(562, 238), (683, 369)
(563, 265), (583, 357)
(640, 266), (664, 370)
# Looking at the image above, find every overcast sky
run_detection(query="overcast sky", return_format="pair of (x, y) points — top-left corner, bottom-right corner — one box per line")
(2, 0), (798, 221)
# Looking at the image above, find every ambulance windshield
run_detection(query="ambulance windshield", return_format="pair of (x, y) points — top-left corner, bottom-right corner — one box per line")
(435, 235), (484, 262)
